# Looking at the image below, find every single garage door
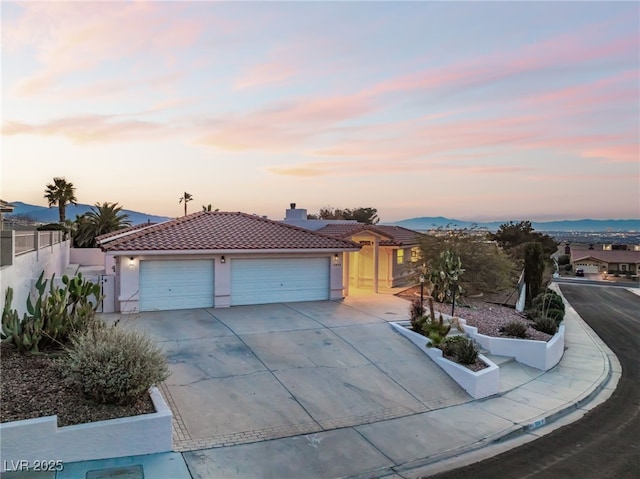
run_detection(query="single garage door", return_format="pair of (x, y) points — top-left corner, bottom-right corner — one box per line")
(140, 259), (214, 311)
(231, 257), (330, 306)
(574, 262), (600, 274)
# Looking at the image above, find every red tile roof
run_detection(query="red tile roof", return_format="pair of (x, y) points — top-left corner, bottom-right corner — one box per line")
(96, 222), (159, 243)
(100, 211), (361, 252)
(316, 224), (422, 246)
(571, 249), (640, 264)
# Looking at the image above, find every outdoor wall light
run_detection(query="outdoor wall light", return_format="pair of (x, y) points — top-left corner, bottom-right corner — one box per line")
(221, 256), (226, 263)
(334, 253), (339, 262)
(128, 257), (135, 269)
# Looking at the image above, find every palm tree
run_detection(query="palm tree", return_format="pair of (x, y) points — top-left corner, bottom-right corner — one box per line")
(179, 192), (193, 216)
(202, 204), (219, 212)
(73, 202), (131, 248)
(44, 177), (77, 223)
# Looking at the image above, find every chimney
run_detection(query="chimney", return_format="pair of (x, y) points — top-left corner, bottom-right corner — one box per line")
(284, 203), (306, 221)
(290, 203), (296, 209)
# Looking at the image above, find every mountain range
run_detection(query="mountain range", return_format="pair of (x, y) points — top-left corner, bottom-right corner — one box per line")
(387, 216), (640, 232)
(5, 202), (639, 232)
(5, 202), (171, 225)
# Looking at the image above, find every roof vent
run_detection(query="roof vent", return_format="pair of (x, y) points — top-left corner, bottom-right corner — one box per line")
(290, 203), (296, 209)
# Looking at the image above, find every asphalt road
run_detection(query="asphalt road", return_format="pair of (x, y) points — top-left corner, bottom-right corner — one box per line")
(428, 285), (640, 479)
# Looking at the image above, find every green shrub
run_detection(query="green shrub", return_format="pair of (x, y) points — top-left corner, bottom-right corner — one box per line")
(65, 323), (170, 405)
(533, 316), (558, 335)
(532, 290), (564, 313)
(564, 264), (572, 272)
(422, 316), (451, 340)
(545, 308), (565, 324)
(557, 254), (570, 266)
(454, 337), (479, 365)
(439, 335), (466, 357)
(502, 320), (528, 338)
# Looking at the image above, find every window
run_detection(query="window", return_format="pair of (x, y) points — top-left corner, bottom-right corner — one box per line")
(397, 249), (404, 265)
(410, 247), (420, 263)
(621, 264), (628, 272)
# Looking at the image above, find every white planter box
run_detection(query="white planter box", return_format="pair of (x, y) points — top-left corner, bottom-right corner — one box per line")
(459, 318), (565, 371)
(390, 322), (499, 399)
(0, 387), (172, 472)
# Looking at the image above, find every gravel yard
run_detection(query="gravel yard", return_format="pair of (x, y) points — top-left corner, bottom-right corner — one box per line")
(398, 287), (553, 342)
(0, 343), (155, 426)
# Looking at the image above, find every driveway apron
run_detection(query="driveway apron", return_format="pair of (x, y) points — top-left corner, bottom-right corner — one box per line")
(125, 296), (470, 452)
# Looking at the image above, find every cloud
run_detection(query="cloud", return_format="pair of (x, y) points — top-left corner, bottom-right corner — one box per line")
(2, 115), (171, 144)
(6, 2), (205, 97)
(196, 94), (376, 151)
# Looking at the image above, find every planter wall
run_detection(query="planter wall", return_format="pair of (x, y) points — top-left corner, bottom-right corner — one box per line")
(0, 387), (172, 472)
(459, 318), (565, 371)
(390, 322), (499, 399)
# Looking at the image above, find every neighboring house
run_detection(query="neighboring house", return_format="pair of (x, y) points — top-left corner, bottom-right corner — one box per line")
(98, 211), (361, 313)
(570, 247), (640, 275)
(0, 200), (15, 230)
(280, 204), (422, 292)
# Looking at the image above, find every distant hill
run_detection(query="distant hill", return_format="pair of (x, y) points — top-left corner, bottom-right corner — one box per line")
(6, 201), (171, 225)
(388, 216), (640, 232)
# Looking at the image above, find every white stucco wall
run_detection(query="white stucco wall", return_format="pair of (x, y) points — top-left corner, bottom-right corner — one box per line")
(0, 240), (70, 316)
(69, 247), (105, 266)
(0, 387), (172, 471)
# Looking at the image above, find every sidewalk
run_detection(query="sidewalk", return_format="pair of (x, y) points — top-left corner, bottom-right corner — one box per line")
(2, 288), (620, 479)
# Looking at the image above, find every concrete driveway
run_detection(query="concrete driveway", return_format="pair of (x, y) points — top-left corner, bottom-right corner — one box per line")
(116, 296), (470, 451)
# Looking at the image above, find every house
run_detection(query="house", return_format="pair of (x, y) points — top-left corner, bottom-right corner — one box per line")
(281, 204), (423, 293)
(99, 211), (361, 312)
(570, 245), (640, 276)
(0, 200), (15, 230)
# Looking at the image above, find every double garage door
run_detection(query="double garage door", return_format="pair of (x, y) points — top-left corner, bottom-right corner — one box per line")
(574, 262), (600, 274)
(139, 257), (330, 311)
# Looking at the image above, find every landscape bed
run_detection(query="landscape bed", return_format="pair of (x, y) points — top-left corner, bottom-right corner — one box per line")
(390, 321), (500, 399)
(0, 387), (172, 471)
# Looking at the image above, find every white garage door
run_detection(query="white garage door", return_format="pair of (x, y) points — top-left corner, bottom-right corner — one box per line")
(574, 262), (600, 274)
(231, 257), (330, 306)
(140, 259), (214, 311)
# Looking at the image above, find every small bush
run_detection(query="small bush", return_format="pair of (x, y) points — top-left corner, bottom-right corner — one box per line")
(65, 323), (170, 405)
(502, 320), (528, 338)
(564, 264), (572, 272)
(533, 316), (558, 335)
(532, 291), (564, 313)
(440, 335), (466, 357)
(545, 308), (565, 324)
(454, 337), (479, 365)
(557, 254), (570, 266)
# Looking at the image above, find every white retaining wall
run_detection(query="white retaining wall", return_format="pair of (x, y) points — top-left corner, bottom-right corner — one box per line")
(0, 387), (172, 471)
(0, 240), (70, 317)
(390, 322), (500, 399)
(459, 319), (565, 371)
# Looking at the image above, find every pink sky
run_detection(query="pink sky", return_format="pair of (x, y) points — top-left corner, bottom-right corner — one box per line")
(2, 1), (638, 222)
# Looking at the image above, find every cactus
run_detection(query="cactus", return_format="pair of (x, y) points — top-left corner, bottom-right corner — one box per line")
(2, 287), (43, 353)
(2, 270), (104, 353)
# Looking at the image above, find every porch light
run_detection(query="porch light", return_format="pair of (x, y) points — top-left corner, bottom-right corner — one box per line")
(128, 257), (135, 269)
(221, 256), (226, 263)
(334, 253), (339, 262)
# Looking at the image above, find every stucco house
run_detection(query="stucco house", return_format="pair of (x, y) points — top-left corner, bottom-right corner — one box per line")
(98, 211), (361, 312)
(570, 246), (640, 276)
(281, 204), (423, 293)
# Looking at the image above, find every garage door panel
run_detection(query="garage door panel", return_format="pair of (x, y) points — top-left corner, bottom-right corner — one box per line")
(575, 263), (600, 274)
(231, 258), (329, 306)
(140, 259), (214, 311)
